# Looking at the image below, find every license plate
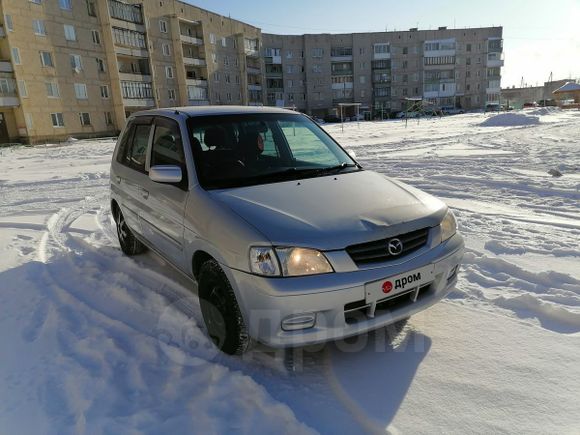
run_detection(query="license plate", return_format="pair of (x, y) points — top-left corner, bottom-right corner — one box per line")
(365, 264), (435, 304)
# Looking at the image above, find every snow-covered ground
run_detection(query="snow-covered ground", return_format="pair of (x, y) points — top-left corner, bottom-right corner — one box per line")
(1, 109), (579, 434)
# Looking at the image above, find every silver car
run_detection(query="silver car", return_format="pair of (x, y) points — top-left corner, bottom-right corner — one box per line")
(110, 106), (464, 354)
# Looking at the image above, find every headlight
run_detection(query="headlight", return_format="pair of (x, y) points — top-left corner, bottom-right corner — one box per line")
(276, 247), (333, 276)
(440, 209), (457, 242)
(249, 247), (280, 276)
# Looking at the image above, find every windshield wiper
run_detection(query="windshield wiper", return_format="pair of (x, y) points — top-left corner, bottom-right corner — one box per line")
(316, 162), (361, 173)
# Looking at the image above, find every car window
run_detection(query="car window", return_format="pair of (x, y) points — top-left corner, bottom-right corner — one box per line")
(129, 124), (151, 172)
(116, 124), (135, 165)
(187, 113), (357, 189)
(150, 118), (188, 187)
(151, 122), (184, 167)
(280, 121), (340, 166)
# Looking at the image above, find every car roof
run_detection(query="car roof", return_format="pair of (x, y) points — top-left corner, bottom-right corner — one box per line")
(131, 105), (301, 119)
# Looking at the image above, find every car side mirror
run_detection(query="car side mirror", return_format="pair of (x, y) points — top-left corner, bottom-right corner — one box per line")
(149, 165), (182, 183)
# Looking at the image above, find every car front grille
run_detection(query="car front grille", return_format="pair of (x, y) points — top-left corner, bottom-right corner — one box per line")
(346, 227), (430, 266)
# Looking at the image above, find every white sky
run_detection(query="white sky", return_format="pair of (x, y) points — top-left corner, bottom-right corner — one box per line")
(186, 0), (580, 88)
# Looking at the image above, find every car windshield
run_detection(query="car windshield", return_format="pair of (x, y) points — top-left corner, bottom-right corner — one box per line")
(187, 113), (360, 189)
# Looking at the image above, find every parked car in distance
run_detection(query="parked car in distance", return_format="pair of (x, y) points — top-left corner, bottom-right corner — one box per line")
(323, 114), (341, 123)
(523, 102), (538, 108)
(441, 107), (465, 116)
(110, 106), (464, 354)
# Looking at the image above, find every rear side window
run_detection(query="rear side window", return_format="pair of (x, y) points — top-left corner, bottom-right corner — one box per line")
(117, 119), (152, 173)
(129, 125), (151, 171)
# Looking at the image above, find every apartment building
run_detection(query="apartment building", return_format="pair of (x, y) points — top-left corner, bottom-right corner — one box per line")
(0, 0), (264, 143)
(263, 27), (504, 118)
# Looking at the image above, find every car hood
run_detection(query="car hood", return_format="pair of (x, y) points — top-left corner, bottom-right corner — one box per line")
(210, 170), (446, 250)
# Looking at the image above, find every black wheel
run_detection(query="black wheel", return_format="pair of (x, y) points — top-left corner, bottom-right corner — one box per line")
(198, 259), (250, 355)
(114, 207), (146, 256)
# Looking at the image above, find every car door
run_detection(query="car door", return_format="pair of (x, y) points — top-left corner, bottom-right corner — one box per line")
(138, 116), (189, 271)
(112, 117), (154, 236)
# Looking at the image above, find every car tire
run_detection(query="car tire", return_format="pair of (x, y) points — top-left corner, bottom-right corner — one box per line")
(198, 259), (250, 355)
(114, 208), (147, 256)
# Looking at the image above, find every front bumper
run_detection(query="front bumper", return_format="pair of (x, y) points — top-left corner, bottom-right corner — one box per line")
(228, 233), (464, 348)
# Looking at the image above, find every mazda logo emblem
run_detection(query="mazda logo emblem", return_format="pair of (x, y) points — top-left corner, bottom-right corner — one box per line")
(387, 238), (403, 255)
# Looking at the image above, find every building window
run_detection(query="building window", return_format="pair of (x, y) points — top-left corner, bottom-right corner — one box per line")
(466, 43), (472, 52)
(165, 66), (174, 78)
(30, 0), (42, 4)
(74, 83), (88, 99)
(108, 0), (143, 24)
(212, 53), (217, 63)
(162, 43), (170, 56)
(213, 71), (220, 82)
(312, 48), (323, 58)
(112, 27), (146, 49)
(225, 73), (230, 83)
(12, 47), (21, 65)
(59, 0), (72, 10)
(91, 30), (101, 44)
(64, 24), (76, 41)
(466, 57), (471, 65)
(45, 82), (60, 98)
(168, 89), (176, 100)
(86, 0), (97, 17)
(226, 92), (232, 101)
(224, 56), (229, 66)
(209, 33), (216, 44)
(159, 20), (167, 33)
(33, 20), (46, 36)
(100, 85), (109, 98)
(312, 64), (322, 73)
(25, 113), (33, 130)
(79, 112), (91, 126)
(105, 112), (113, 126)
(51, 113), (65, 127)
(222, 37), (227, 47)
(286, 50), (293, 59)
(360, 76), (366, 84)
(373, 43), (390, 54)
(121, 81), (153, 99)
(40, 51), (54, 67)
(96, 58), (106, 72)
(5, 15), (13, 31)
(17, 80), (28, 97)
(70, 54), (82, 71)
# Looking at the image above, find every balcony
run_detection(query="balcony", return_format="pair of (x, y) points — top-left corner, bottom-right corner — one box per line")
(248, 84), (262, 91)
(245, 48), (260, 58)
(115, 46), (148, 58)
(247, 66), (261, 75)
(119, 72), (152, 82)
(108, 0), (145, 31)
(264, 55), (282, 65)
(186, 78), (207, 87)
(487, 59), (504, 68)
(180, 34), (203, 45)
(183, 57), (206, 67)
(331, 55), (353, 62)
(0, 83), (19, 107)
(188, 99), (209, 106)
(123, 98), (155, 108)
(0, 61), (13, 73)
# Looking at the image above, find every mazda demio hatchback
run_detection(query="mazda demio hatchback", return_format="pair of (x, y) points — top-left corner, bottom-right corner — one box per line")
(110, 106), (464, 354)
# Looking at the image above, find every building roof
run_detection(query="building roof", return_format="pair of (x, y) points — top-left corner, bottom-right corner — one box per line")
(553, 82), (580, 94)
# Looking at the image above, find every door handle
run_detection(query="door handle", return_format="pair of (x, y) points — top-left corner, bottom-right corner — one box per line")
(141, 189), (149, 199)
